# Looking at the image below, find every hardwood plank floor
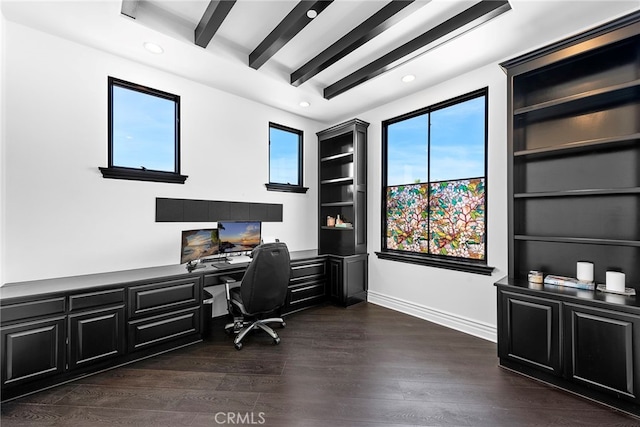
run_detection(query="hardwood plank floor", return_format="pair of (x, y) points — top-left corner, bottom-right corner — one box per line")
(2, 303), (638, 426)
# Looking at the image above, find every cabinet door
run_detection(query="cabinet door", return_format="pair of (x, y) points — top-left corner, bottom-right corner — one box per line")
(327, 258), (343, 302)
(1, 316), (66, 387)
(564, 303), (640, 404)
(498, 290), (562, 375)
(68, 306), (125, 370)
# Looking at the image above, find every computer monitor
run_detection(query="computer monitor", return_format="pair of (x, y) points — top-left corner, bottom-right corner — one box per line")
(180, 228), (220, 264)
(218, 221), (261, 254)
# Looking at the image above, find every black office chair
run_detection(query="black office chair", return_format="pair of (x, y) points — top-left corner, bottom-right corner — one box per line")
(223, 242), (290, 350)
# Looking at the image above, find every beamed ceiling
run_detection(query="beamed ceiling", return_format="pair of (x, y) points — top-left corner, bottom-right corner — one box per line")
(3, 0), (640, 123)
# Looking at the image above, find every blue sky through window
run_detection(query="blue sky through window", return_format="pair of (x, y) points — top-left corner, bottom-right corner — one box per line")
(269, 125), (300, 185)
(112, 86), (176, 172)
(387, 95), (485, 186)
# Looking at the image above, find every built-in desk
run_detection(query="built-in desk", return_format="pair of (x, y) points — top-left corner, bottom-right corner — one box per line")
(0, 250), (332, 402)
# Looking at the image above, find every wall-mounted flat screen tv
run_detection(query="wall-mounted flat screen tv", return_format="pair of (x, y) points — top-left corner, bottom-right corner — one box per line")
(218, 221), (262, 254)
(180, 228), (220, 264)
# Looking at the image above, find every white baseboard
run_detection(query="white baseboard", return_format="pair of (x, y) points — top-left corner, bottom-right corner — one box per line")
(367, 290), (497, 343)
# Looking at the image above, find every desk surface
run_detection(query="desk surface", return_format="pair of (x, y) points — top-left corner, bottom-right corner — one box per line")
(1, 249), (322, 301)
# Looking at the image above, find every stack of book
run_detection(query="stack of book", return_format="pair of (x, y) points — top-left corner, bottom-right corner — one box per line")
(543, 275), (595, 290)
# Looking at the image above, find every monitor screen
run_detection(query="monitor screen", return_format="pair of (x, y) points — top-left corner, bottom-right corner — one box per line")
(180, 229), (220, 264)
(218, 221), (262, 254)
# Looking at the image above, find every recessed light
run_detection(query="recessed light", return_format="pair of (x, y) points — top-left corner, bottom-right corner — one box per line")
(307, 9), (318, 19)
(299, 101), (310, 108)
(402, 74), (416, 83)
(143, 42), (164, 54)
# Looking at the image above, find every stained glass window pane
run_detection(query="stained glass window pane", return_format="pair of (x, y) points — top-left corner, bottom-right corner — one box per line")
(386, 184), (429, 252)
(428, 178), (485, 260)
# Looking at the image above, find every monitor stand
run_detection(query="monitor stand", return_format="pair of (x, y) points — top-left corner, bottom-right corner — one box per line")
(227, 255), (251, 264)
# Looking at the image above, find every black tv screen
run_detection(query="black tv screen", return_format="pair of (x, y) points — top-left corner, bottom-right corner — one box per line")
(218, 221), (261, 254)
(180, 229), (220, 264)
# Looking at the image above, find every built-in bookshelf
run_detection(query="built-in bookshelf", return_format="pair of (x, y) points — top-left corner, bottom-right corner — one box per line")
(317, 119), (368, 256)
(503, 15), (640, 287)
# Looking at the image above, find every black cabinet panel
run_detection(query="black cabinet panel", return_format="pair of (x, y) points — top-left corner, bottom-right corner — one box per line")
(68, 306), (125, 369)
(499, 291), (562, 375)
(128, 307), (200, 352)
(564, 303), (640, 402)
(1, 317), (65, 386)
(1, 297), (65, 323)
(155, 198), (283, 222)
(69, 289), (124, 312)
(128, 277), (200, 318)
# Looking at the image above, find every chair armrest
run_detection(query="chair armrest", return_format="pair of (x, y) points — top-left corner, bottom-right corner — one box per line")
(222, 276), (237, 301)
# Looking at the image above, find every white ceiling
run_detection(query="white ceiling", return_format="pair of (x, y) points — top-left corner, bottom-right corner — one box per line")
(2, 0), (640, 124)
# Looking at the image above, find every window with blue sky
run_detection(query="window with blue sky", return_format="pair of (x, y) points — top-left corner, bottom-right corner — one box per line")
(269, 123), (302, 186)
(383, 89), (488, 262)
(107, 77), (180, 178)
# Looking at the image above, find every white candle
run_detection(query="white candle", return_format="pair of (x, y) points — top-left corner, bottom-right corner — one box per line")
(576, 261), (594, 282)
(606, 271), (626, 292)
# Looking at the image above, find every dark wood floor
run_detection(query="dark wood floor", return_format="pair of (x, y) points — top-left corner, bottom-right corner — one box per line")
(2, 303), (638, 426)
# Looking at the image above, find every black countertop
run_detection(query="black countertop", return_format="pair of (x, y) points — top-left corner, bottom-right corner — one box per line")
(1, 249), (323, 301)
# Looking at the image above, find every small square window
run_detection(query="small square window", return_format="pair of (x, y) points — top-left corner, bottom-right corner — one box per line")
(266, 122), (308, 193)
(100, 77), (187, 184)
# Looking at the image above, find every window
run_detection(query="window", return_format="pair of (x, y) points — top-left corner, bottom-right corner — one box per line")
(99, 77), (187, 184)
(379, 88), (493, 275)
(266, 122), (308, 193)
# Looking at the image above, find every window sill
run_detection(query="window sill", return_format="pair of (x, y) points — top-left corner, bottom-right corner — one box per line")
(265, 183), (309, 194)
(375, 251), (495, 275)
(99, 167), (188, 184)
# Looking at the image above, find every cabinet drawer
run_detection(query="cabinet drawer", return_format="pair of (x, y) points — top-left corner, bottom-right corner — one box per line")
(69, 289), (124, 312)
(128, 307), (200, 352)
(288, 280), (326, 307)
(128, 277), (200, 318)
(1, 297), (66, 324)
(290, 260), (326, 281)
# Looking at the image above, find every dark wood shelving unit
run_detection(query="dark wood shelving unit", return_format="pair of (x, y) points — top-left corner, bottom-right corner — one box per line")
(496, 11), (640, 418)
(317, 119), (369, 306)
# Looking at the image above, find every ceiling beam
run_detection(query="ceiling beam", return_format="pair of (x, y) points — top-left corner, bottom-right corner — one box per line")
(291, 0), (423, 87)
(195, 0), (237, 48)
(120, 0), (140, 19)
(323, 0), (512, 100)
(249, 0), (333, 70)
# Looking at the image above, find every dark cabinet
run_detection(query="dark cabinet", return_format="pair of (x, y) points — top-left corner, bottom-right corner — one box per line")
(285, 258), (326, 314)
(1, 316), (66, 388)
(496, 11), (640, 417)
(498, 290), (562, 376)
(68, 306), (125, 370)
(328, 254), (368, 307)
(564, 303), (640, 404)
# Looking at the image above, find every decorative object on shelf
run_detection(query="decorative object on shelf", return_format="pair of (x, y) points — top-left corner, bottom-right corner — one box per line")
(576, 261), (594, 282)
(543, 274), (595, 290)
(606, 271), (626, 292)
(336, 214), (343, 225)
(596, 283), (636, 296)
(326, 216), (335, 227)
(527, 270), (543, 284)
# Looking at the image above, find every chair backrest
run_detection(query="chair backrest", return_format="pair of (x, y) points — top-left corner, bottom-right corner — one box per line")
(239, 242), (291, 315)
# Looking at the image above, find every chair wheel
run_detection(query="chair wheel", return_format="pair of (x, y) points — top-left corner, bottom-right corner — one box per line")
(274, 337), (280, 345)
(234, 342), (243, 350)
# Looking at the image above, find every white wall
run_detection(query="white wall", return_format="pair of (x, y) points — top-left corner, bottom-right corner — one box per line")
(2, 21), (324, 283)
(360, 64), (508, 342)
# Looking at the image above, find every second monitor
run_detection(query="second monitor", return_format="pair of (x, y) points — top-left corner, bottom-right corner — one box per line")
(218, 221), (262, 263)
